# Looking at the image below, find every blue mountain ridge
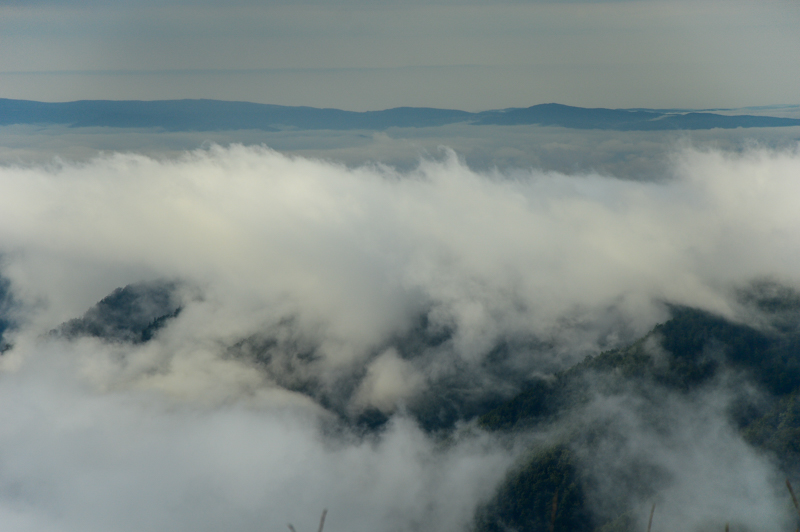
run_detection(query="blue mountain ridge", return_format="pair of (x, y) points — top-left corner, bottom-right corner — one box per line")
(1, 98), (799, 131)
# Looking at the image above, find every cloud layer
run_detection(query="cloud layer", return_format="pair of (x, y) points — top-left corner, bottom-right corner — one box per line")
(0, 141), (799, 531)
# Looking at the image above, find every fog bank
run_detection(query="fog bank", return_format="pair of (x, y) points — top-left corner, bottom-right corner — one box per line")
(0, 142), (799, 531)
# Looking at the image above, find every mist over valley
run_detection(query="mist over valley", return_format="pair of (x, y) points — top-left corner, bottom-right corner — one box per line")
(0, 108), (800, 531)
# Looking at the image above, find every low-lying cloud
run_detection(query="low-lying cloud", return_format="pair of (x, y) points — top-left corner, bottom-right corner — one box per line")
(575, 378), (790, 532)
(0, 141), (799, 531)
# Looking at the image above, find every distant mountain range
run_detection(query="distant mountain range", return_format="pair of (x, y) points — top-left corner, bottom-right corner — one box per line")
(1, 98), (799, 131)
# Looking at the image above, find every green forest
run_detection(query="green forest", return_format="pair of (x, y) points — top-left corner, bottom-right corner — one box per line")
(12, 278), (800, 532)
(474, 289), (800, 532)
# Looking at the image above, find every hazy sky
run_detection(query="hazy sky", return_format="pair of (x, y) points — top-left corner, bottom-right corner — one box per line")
(1, 0), (799, 110)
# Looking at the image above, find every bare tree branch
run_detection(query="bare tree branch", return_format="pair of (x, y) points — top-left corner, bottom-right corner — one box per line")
(549, 489), (559, 532)
(646, 503), (655, 532)
(788, 479), (800, 521)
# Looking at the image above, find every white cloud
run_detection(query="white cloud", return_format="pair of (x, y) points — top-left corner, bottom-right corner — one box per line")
(1, 141), (800, 531)
(2, 143), (800, 381)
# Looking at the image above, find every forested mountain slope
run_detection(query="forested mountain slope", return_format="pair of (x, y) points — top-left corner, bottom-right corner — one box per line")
(477, 293), (800, 532)
(6, 278), (800, 532)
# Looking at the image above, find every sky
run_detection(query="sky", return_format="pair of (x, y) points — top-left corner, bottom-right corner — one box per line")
(1, 0), (800, 110)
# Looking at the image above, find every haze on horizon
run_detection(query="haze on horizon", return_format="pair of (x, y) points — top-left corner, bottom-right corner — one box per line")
(1, 0), (799, 111)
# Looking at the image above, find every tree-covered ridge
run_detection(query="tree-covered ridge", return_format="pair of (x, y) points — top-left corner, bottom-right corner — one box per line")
(20, 278), (800, 532)
(475, 446), (592, 532)
(54, 280), (183, 344)
(476, 301), (800, 532)
(0, 276), (16, 352)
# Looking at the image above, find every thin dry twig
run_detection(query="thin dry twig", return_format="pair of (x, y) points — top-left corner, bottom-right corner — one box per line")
(549, 488), (559, 532)
(288, 509), (327, 532)
(787, 479), (800, 521)
(646, 503), (655, 532)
